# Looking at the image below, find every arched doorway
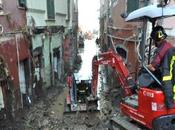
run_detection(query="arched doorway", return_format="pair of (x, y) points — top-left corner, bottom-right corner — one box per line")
(115, 45), (128, 63)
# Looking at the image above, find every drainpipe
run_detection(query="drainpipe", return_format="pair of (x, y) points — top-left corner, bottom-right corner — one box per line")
(60, 32), (64, 83)
(15, 34), (23, 109)
(49, 33), (53, 87)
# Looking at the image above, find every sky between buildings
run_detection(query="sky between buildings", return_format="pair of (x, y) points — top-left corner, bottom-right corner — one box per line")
(78, 0), (100, 32)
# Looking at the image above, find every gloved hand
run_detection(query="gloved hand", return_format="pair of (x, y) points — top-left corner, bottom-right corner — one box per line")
(147, 64), (156, 71)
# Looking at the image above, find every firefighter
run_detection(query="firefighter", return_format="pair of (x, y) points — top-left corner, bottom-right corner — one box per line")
(147, 25), (173, 72)
(161, 48), (175, 109)
(147, 25), (174, 108)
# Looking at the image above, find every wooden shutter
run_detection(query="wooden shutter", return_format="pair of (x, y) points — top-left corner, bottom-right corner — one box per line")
(127, 0), (139, 14)
(47, 0), (55, 20)
(18, 0), (26, 8)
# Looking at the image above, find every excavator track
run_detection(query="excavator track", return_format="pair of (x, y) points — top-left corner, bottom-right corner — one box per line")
(63, 109), (100, 115)
(110, 113), (147, 130)
(62, 110), (101, 130)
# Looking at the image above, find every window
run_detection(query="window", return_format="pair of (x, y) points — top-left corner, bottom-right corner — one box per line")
(127, 0), (139, 14)
(139, 0), (149, 7)
(0, 2), (3, 15)
(18, 0), (26, 8)
(0, 0), (3, 10)
(47, 0), (55, 20)
(115, 45), (128, 63)
(66, 0), (70, 21)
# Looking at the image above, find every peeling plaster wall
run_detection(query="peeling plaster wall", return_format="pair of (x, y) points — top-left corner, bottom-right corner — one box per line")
(102, 0), (140, 77)
(26, 0), (67, 27)
(0, 34), (30, 112)
(32, 34), (62, 88)
(0, 0), (31, 115)
(0, 0), (26, 32)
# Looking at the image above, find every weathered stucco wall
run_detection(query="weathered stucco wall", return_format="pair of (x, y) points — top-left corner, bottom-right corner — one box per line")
(26, 0), (67, 27)
(32, 34), (62, 88)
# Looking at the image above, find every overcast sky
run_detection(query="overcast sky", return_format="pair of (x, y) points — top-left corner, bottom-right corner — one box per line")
(78, 0), (100, 32)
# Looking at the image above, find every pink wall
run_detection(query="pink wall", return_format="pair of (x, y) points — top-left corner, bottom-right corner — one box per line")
(0, 0), (26, 33)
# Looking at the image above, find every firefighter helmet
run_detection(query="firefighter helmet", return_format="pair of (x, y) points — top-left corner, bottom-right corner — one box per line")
(151, 26), (167, 42)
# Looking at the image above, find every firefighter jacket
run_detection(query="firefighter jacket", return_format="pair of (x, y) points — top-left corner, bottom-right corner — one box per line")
(151, 40), (173, 69)
(162, 47), (175, 108)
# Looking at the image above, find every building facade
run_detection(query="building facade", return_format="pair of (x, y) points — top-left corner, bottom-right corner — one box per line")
(26, 0), (77, 93)
(99, 0), (143, 79)
(0, 0), (32, 118)
(0, 0), (79, 119)
(63, 0), (79, 74)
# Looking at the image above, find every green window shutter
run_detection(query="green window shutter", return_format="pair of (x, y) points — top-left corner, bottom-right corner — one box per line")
(67, 0), (70, 21)
(47, 0), (55, 19)
(18, 0), (26, 8)
(127, 0), (139, 14)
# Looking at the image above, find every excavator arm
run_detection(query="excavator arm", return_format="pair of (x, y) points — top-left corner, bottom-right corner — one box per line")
(91, 50), (134, 97)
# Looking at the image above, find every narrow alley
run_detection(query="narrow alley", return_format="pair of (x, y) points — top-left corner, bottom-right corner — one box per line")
(1, 0), (175, 130)
(0, 38), (111, 130)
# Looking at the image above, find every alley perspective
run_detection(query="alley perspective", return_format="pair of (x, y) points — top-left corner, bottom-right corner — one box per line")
(1, 0), (175, 130)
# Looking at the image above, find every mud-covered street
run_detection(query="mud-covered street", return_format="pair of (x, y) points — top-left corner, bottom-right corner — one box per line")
(0, 39), (114, 130)
(0, 86), (110, 130)
(1, 86), (112, 130)
(23, 87), (107, 130)
(22, 87), (107, 130)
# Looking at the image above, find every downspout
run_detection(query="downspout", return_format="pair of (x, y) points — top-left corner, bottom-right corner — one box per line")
(15, 34), (23, 109)
(60, 32), (64, 83)
(27, 38), (33, 104)
(49, 34), (53, 87)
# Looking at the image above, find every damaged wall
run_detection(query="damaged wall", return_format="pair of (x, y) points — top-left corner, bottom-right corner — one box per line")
(32, 33), (63, 88)
(0, 34), (31, 117)
(100, 0), (141, 78)
(26, 0), (67, 27)
(0, 0), (31, 118)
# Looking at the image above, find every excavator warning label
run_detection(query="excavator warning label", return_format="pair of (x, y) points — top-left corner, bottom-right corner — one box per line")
(143, 91), (154, 98)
